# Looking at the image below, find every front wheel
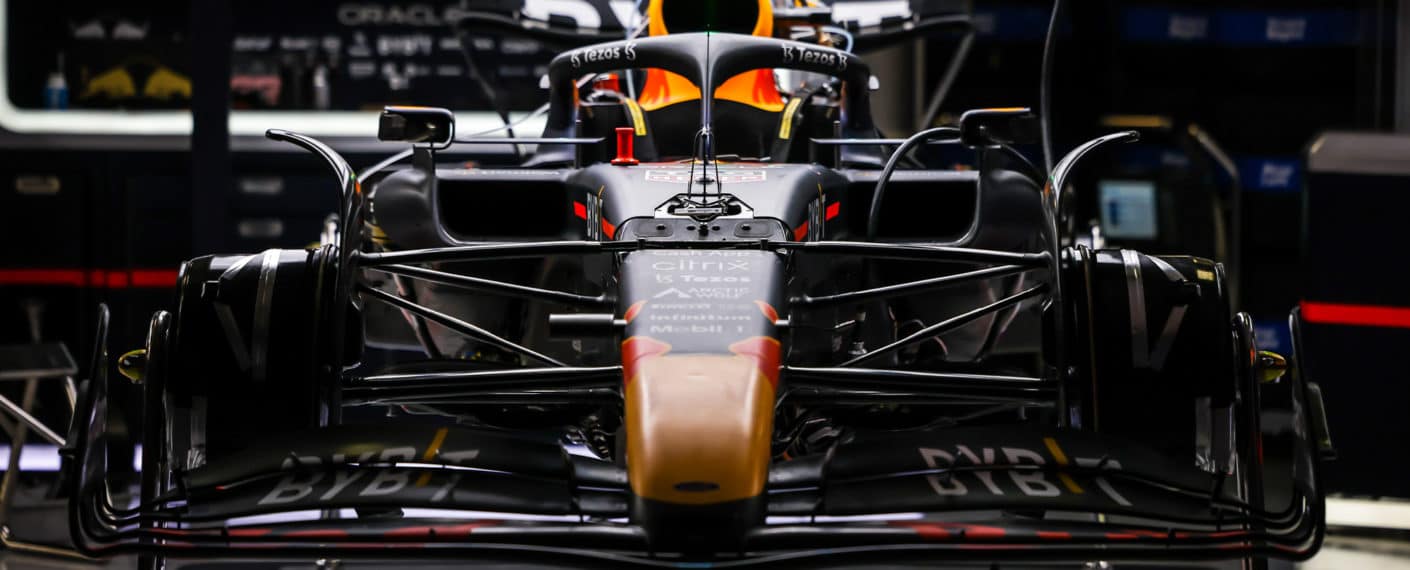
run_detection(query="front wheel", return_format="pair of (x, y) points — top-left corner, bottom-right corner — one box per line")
(146, 247), (355, 480)
(1065, 248), (1250, 482)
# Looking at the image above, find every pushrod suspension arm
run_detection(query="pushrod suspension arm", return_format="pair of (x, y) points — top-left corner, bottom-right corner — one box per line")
(775, 241), (1048, 266)
(356, 240), (1049, 267)
(780, 387), (1048, 406)
(343, 387), (621, 407)
(783, 366), (1049, 391)
(368, 264), (611, 307)
(351, 366), (622, 387)
(839, 284), (1047, 366)
(358, 283), (566, 367)
(793, 264), (1034, 307)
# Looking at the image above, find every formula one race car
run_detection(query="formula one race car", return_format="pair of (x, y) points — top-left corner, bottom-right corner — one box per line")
(61, 0), (1334, 567)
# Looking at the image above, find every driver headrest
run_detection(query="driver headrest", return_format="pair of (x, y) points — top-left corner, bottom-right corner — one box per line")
(638, 0), (784, 114)
(648, 0), (773, 37)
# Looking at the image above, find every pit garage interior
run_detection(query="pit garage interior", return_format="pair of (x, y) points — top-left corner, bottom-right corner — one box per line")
(0, 0), (1408, 568)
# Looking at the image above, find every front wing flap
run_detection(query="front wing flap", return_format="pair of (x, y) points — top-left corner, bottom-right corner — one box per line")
(64, 330), (1324, 565)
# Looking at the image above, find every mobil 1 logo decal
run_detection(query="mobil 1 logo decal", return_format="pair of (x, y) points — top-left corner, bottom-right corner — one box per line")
(642, 301), (761, 336)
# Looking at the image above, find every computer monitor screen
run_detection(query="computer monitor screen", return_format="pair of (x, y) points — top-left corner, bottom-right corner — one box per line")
(1098, 180), (1158, 239)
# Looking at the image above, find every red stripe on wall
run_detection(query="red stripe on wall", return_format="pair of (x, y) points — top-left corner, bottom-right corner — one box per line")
(1301, 300), (1410, 329)
(0, 269), (88, 287)
(129, 270), (180, 287)
(0, 269), (178, 288)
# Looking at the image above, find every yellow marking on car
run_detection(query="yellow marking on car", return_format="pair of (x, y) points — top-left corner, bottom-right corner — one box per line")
(117, 349), (148, 384)
(1100, 114), (1173, 129)
(415, 427), (450, 487)
(623, 98), (648, 136)
(778, 96), (805, 140)
(1042, 437), (1085, 494)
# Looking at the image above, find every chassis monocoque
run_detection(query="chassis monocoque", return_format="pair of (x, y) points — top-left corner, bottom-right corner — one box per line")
(59, 24), (1332, 568)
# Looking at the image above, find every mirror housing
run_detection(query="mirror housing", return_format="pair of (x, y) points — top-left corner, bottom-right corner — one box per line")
(378, 106), (456, 147)
(959, 107), (1038, 147)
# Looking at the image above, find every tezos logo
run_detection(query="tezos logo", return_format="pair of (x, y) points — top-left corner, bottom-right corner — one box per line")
(570, 41), (637, 69)
(781, 44), (846, 71)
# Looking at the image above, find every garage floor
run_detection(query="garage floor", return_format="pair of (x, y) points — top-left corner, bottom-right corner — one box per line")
(1302, 536), (1410, 570)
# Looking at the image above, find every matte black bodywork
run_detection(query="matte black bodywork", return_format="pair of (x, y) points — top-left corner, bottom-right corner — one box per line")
(58, 24), (1330, 568)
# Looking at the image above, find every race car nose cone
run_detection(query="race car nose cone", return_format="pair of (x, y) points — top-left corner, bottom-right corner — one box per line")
(616, 250), (785, 548)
